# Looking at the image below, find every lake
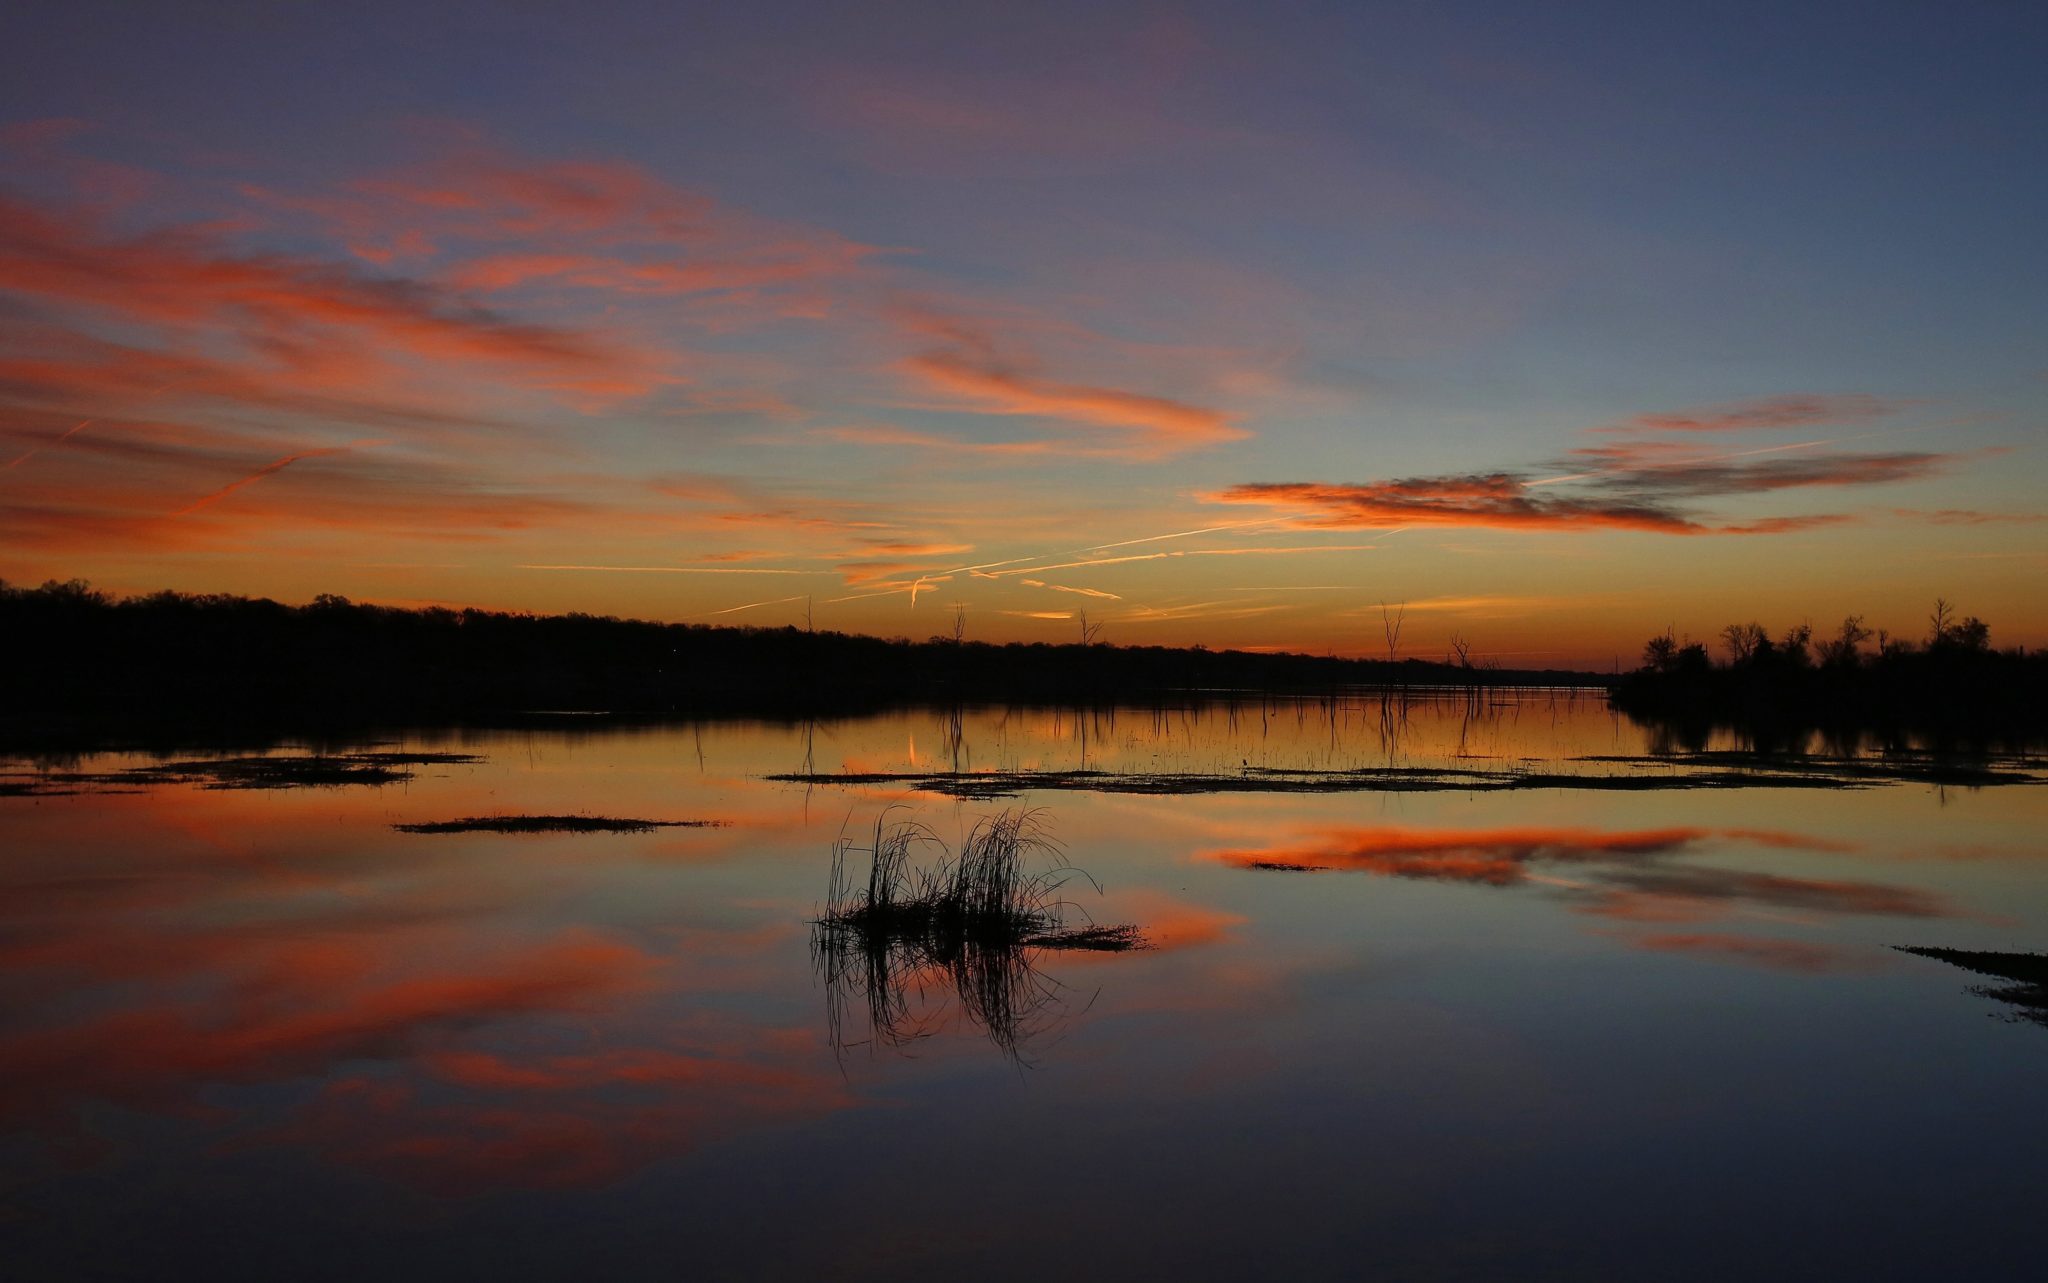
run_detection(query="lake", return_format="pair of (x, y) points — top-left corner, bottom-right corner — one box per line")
(3, 691), (2044, 1281)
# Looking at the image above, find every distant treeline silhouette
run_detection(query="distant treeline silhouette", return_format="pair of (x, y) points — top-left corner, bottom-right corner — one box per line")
(1613, 601), (2046, 746)
(0, 579), (1597, 734)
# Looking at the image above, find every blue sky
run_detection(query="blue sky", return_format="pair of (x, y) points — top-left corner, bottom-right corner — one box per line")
(3, 1), (2042, 663)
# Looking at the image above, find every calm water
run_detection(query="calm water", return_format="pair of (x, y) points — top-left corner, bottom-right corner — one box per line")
(4, 693), (2045, 1281)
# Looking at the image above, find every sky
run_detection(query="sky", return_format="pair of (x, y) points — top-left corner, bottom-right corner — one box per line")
(1, 0), (2043, 667)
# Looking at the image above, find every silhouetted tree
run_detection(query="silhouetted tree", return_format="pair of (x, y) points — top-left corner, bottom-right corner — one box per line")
(1815, 615), (1870, 668)
(1643, 631), (1679, 673)
(1720, 621), (1767, 664)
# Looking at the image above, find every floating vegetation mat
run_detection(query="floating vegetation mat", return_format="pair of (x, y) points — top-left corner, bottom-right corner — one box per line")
(773, 754), (2044, 799)
(0, 751), (484, 795)
(394, 814), (728, 834)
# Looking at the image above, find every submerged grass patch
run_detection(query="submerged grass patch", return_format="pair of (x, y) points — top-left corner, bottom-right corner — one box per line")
(394, 814), (727, 834)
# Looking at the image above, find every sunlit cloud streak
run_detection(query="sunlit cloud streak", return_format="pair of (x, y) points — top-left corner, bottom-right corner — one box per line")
(895, 311), (1247, 456)
(1206, 458), (1935, 535)
(1214, 476), (1718, 534)
(251, 143), (880, 312)
(0, 192), (665, 402)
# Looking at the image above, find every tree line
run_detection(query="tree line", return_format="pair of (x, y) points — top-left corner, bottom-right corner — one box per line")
(0, 579), (1596, 738)
(1616, 599), (2044, 743)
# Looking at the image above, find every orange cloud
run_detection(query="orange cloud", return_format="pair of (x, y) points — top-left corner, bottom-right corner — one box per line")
(1207, 446), (1959, 535)
(0, 193), (661, 400)
(1211, 476), (1712, 534)
(896, 312), (1245, 456)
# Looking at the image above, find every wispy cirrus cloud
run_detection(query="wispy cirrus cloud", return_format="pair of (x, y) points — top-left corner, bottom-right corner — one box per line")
(893, 310), (1247, 457)
(1891, 507), (2048, 526)
(0, 131), (901, 567)
(1210, 475), (1720, 534)
(1207, 382), (1976, 539)
(1568, 447), (1962, 498)
(1612, 393), (1903, 434)
(1210, 448), (1962, 537)
(252, 145), (881, 311)
(0, 191), (665, 402)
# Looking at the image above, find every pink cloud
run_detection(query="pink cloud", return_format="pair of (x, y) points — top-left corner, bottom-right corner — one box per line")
(895, 311), (1245, 456)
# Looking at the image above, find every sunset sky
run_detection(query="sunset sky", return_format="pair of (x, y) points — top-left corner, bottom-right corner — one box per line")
(2, 1), (2043, 667)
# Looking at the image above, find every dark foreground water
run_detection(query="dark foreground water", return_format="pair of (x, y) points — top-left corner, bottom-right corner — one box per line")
(3, 692), (2045, 1281)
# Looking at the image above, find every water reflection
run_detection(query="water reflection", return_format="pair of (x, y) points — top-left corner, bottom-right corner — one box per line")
(1896, 946), (2048, 1027)
(2, 694), (2045, 1280)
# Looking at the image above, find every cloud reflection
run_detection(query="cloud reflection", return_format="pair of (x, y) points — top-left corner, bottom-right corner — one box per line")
(1206, 822), (1958, 959)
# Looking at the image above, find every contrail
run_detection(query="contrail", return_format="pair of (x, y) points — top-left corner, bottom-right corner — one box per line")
(831, 519), (1392, 613)
(989, 543), (1381, 578)
(172, 445), (361, 516)
(1080, 517), (1288, 551)
(703, 594), (810, 617)
(6, 418), (96, 470)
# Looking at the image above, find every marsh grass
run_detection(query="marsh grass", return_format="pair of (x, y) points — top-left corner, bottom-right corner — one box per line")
(813, 808), (1144, 1061)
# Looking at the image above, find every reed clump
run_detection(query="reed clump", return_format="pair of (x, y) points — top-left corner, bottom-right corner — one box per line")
(818, 809), (1142, 952)
(812, 809), (1144, 1060)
